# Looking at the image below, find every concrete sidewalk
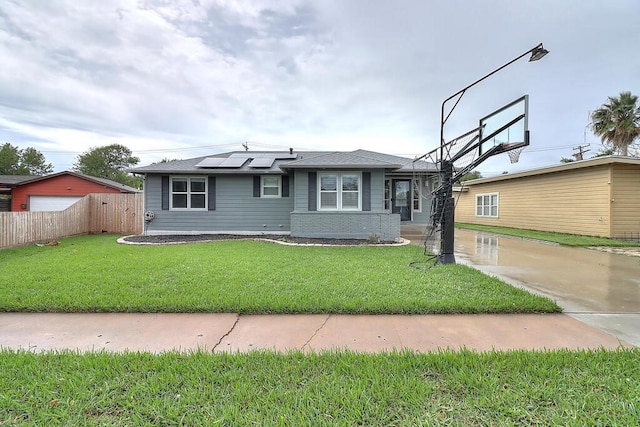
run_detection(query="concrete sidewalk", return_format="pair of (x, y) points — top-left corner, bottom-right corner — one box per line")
(0, 312), (631, 354)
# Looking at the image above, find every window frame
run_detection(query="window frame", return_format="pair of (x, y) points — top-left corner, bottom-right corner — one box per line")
(261, 175), (281, 198)
(384, 179), (391, 211)
(170, 176), (208, 211)
(475, 192), (499, 218)
(384, 178), (422, 212)
(318, 171), (362, 211)
(412, 178), (422, 213)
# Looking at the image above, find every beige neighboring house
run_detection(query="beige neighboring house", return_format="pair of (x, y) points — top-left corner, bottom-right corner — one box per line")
(454, 156), (640, 239)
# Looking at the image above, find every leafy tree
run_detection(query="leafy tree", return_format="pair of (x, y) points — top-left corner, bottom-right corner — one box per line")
(560, 157), (575, 163)
(0, 143), (20, 174)
(19, 147), (55, 175)
(0, 143), (53, 175)
(590, 91), (640, 156)
(591, 146), (617, 158)
(73, 144), (141, 187)
(459, 170), (483, 182)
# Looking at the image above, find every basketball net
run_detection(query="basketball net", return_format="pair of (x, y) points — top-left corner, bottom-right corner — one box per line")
(504, 144), (526, 164)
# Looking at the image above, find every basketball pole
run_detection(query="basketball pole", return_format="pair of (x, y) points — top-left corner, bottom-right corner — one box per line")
(437, 43), (548, 264)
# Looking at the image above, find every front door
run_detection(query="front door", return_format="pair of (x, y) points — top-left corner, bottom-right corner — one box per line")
(392, 179), (411, 221)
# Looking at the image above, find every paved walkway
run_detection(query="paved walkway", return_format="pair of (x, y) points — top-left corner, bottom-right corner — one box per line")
(0, 312), (631, 354)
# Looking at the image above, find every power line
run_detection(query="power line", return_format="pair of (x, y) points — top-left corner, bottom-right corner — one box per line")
(524, 144), (575, 153)
(39, 141), (268, 156)
(36, 140), (578, 160)
(572, 144), (590, 160)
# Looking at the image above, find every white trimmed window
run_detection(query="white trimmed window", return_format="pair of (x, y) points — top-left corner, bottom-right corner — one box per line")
(261, 176), (281, 198)
(412, 178), (422, 212)
(476, 193), (498, 217)
(171, 176), (207, 210)
(384, 179), (391, 210)
(319, 172), (361, 211)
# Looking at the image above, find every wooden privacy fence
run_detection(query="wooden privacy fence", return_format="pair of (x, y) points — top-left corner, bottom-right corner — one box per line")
(0, 193), (143, 248)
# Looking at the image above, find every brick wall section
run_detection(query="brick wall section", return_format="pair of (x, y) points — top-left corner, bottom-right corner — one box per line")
(291, 212), (401, 241)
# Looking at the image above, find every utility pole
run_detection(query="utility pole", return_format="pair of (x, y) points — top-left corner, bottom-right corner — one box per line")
(572, 144), (590, 160)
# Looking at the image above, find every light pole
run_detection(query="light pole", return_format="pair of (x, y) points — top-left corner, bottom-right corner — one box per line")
(437, 43), (549, 264)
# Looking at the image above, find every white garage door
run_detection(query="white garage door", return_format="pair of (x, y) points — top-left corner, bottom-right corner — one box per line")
(29, 196), (84, 212)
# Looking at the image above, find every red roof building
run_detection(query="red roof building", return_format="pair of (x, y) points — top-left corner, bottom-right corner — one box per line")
(4, 171), (139, 211)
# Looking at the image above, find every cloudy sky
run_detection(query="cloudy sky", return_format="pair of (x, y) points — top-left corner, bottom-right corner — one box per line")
(1, 0), (638, 176)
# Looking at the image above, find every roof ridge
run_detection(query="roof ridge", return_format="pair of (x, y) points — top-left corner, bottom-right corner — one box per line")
(346, 149), (402, 165)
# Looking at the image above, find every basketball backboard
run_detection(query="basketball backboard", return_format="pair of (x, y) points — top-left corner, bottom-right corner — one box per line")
(478, 95), (529, 156)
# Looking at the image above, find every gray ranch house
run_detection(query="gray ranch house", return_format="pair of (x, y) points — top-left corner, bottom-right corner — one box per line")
(130, 149), (438, 241)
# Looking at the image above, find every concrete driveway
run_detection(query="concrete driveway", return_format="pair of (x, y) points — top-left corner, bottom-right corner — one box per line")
(450, 228), (640, 347)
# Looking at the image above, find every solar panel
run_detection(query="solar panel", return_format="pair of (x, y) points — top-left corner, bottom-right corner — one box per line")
(248, 157), (276, 168)
(194, 157), (226, 167)
(218, 156), (250, 168)
(195, 152), (297, 169)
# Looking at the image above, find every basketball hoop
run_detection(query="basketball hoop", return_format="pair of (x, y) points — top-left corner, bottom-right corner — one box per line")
(505, 144), (526, 164)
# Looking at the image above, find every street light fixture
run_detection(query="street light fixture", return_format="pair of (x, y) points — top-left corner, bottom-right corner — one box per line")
(440, 43), (549, 157)
(436, 43), (549, 264)
(529, 44), (549, 62)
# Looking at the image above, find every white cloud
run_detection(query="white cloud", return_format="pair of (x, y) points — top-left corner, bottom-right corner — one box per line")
(0, 0), (638, 173)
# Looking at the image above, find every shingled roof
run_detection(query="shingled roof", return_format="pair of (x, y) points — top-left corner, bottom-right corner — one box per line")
(0, 175), (35, 186)
(9, 171), (140, 193)
(130, 149), (437, 174)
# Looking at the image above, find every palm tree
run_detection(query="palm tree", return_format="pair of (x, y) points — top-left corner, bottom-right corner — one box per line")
(590, 91), (640, 156)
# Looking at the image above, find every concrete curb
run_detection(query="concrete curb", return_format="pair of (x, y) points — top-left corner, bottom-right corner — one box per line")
(116, 235), (411, 247)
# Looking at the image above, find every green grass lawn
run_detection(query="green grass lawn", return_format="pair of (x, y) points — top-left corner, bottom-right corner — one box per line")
(2, 236), (636, 425)
(1, 348), (638, 425)
(456, 223), (640, 247)
(0, 234), (559, 314)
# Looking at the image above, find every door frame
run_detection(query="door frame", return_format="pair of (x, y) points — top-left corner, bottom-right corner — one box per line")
(391, 179), (412, 221)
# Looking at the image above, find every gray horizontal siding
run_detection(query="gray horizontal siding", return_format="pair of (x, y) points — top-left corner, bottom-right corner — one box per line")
(370, 170), (385, 211)
(143, 174), (293, 234)
(293, 169), (309, 212)
(410, 208), (432, 224)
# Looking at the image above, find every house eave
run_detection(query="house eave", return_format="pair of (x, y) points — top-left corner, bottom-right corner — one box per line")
(465, 156), (640, 185)
(135, 169), (288, 175)
(281, 163), (403, 170)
